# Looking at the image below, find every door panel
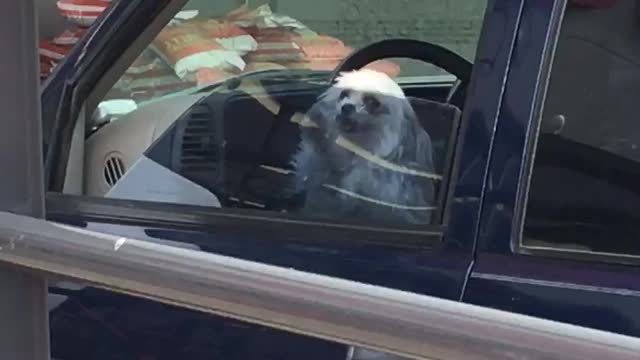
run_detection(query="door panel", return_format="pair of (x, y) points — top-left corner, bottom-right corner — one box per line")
(49, 285), (347, 360)
(466, 255), (640, 336)
(464, 0), (640, 337)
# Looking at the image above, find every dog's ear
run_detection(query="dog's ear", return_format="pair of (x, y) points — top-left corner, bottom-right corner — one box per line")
(399, 101), (435, 172)
(315, 84), (342, 105)
(307, 90), (329, 117)
(306, 86), (337, 128)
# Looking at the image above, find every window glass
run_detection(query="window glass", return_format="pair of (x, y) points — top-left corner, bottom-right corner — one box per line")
(38, 0), (118, 83)
(81, 0), (488, 228)
(522, 0), (640, 255)
(101, 0), (487, 104)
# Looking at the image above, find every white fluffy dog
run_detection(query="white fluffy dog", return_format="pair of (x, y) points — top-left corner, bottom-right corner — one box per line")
(291, 69), (438, 224)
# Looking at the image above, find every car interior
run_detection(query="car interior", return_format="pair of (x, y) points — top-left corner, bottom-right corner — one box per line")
(53, 0), (487, 228)
(139, 65), (465, 222)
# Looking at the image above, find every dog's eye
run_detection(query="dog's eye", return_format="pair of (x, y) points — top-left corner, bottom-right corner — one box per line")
(363, 95), (381, 111)
(339, 90), (350, 99)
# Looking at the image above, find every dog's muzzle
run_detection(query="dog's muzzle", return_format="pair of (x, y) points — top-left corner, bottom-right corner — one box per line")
(341, 103), (356, 116)
(337, 115), (358, 132)
(338, 104), (358, 132)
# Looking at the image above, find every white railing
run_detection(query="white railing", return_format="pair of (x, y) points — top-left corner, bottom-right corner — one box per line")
(0, 211), (639, 360)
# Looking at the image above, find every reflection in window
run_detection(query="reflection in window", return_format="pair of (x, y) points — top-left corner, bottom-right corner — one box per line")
(523, 0), (640, 256)
(101, 0), (486, 108)
(77, 0), (487, 227)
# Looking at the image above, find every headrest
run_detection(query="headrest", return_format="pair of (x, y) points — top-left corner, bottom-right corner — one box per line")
(407, 97), (461, 137)
(407, 97), (461, 173)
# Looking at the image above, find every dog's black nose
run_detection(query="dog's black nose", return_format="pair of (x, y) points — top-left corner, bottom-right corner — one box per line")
(341, 103), (356, 116)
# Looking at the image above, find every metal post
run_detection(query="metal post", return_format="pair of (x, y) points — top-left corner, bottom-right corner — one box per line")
(2, 213), (640, 360)
(0, 0), (50, 359)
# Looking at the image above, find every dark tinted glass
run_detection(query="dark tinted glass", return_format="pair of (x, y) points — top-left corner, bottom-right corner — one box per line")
(523, 0), (640, 255)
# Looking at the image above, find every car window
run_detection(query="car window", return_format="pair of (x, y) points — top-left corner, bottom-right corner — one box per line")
(75, 0), (488, 232)
(522, 0), (640, 257)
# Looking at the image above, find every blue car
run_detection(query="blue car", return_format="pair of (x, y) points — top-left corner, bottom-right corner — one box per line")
(40, 0), (640, 358)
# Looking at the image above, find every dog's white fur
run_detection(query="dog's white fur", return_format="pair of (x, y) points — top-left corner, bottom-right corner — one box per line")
(334, 69), (406, 99)
(291, 69), (436, 224)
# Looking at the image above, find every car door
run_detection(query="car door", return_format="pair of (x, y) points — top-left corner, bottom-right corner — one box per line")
(40, 0), (521, 359)
(464, 0), (640, 338)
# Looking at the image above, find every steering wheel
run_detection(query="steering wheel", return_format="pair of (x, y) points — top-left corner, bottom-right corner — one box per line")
(329, 38), (473, 108)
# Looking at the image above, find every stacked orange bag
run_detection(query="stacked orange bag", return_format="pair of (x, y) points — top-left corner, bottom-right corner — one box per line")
(224, 4), (310, 69)
(289, 36), (400, 77)
(107, 50), (196, 103)
(223, 4), (400, 78)
(38, 40), (67, 81)
(149, 17), (258, 87)
(56, 0), (112, 27)
(287, 36), (352, 71)
(39, 0), (112, 82)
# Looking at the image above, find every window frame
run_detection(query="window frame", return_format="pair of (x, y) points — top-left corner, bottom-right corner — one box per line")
(44, 0), (499, 249)
(513, 1), (640, 266)
(43, 0), (188, 191)
(45, 192), (445, 248)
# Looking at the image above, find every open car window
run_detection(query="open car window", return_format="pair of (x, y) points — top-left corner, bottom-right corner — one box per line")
(62, 0), (489, 237)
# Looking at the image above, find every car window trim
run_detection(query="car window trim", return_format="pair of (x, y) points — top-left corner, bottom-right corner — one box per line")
(43, 1), (503, 250)
(45, 192), (444, 249)
(512, 1), (640, 265)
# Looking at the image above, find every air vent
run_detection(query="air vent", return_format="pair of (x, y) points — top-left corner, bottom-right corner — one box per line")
(164, 99), (225, 199)
(103, 154), (125, 187)
(176, 104), (222, 171)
